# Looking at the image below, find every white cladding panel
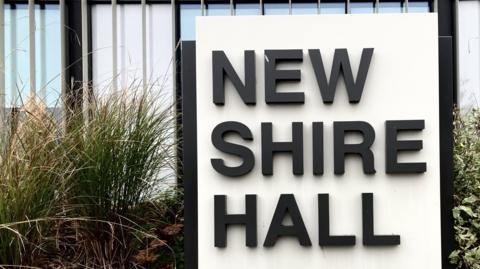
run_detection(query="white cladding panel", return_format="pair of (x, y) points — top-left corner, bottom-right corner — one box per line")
(196, 14), (440, 269)
(458, 1), (480, 110)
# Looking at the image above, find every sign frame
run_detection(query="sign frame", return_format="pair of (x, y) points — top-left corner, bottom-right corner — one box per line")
(181, 35), (455, 268)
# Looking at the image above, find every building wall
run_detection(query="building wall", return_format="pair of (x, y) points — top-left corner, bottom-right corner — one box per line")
(458, 0), (480, 111)
(4, 4), (61, 108)
(91, 4), (173, 103)
(0, 1), (462, 113)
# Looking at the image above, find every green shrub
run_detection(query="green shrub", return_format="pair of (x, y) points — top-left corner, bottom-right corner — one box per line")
(0, 88), (183, 268)
(450, 109), (480, 269)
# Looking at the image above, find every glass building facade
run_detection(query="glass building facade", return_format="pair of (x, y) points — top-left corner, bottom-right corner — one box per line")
(0, 0), (470, 114)
(4, 4), (60, 108)
(179, 1), (430, 40)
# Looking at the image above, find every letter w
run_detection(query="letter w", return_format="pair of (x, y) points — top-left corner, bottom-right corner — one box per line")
(309, 48), (374, 104)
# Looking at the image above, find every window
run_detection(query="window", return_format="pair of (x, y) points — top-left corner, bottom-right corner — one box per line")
(379, 2), (402, 13)
(351, 2), (374, 14)
(178, 0), (431, 41)
(235, 3), (260, 15)
(91, 4), (173, 98)
(408, 1), (430, 13)
(5, 4), (61, 108)
(292, 3), (318, 15)
(207, 4), (230, 16)
(320, 2), (345, 14)
(264, 3), (289, 15)
(180, 4), (201, 41)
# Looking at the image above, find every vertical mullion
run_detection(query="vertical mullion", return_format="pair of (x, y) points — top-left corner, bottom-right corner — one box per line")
(404, 0), (409, 13)
(112, 0), (118, 91)
(81, 0), (88, 121)
(28, 0), (35, 98)
(60, 0), (66, 105)
(230, 0), (233, 15)
(60, 0), (66, 130)
(40, 4), (46, 100)
(288, 0), (292, 15)
(171, 0), (176, 99)
(375, 0), (379, 13)
(346, 0), (350, 14)
(201, 0), (205, 16)
(65, 0), (83, 116)
(141, 0), (147, 92)
(317, 0), (321, 14)
(0, 0), (4, 124)
(260, 0), (263, 15)
(10, 4), (16, 107)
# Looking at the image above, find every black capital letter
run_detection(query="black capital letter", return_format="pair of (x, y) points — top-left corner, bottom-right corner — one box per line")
(309, 48), (374, 104)
(264, 49), (304, 104)
(211, 121), (254, 177)
(334, 121), (376, 175)
(264, 194), (312, 247)
(214, 195), (257, 247)
(313, 122), (324, 175)
(362, 193), (400, 246)
(262, 122), (304, 176)
(212, 50), (256, 105)
(386, 120), (426, 174)
(318, 194), (356, 246)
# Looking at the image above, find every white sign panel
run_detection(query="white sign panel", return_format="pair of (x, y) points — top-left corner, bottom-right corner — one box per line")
(194, 14), (440, 269)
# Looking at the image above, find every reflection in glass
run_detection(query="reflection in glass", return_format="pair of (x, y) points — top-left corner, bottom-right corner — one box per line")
(351, 2), (374, 14)
(180, 4), (201, 41)
(264, 3), (289, 15)
(292, 3), (317, 15)
(379, 2), (402, 13)
(207, 4), (230, 16)
(235, 3), (260, 16)
(320, 3), (345, 14)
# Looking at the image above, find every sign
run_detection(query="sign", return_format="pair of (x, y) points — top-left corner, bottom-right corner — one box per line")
(182, 13), (454, 269)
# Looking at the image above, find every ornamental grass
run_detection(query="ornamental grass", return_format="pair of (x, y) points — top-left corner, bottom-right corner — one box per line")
(0, 85), (183, 268)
